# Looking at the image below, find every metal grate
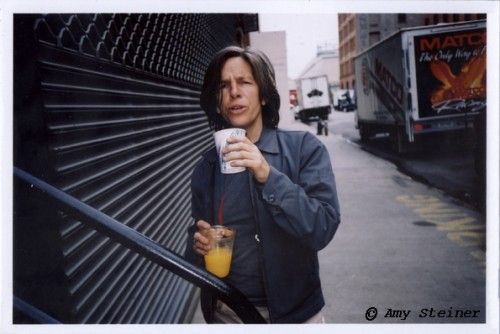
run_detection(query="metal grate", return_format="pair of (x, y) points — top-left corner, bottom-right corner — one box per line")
(34, 14), (239, 86)
(15, 13), (257, 323)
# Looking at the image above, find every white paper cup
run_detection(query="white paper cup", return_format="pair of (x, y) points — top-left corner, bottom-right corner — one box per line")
(214, 128), (246, 174)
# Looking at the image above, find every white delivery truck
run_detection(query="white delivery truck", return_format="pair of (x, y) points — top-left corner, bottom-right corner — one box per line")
(296, 75), (331, 122)
(354, 20), (486, 152)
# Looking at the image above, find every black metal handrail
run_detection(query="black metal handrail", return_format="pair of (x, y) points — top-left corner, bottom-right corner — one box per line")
(14, 167), (266, 324)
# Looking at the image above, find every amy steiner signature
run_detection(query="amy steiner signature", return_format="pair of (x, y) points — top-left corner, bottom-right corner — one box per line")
(364, 307), (481, 321)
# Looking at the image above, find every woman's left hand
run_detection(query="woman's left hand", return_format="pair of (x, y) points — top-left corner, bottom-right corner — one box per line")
(223, 136), (270, 183)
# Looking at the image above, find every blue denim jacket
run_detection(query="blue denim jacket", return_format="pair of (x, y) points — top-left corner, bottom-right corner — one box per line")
(187, 127), (341, 323)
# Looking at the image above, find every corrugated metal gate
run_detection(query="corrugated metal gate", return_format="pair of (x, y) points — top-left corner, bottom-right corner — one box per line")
(14, 13), (258, 324)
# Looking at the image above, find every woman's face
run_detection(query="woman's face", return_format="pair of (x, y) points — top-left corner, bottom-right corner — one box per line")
(218, 57), (263, 134)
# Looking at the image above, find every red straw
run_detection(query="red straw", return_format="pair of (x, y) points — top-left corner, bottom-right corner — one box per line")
(217, 196), (224, 226)
(217, 174), (227, 226)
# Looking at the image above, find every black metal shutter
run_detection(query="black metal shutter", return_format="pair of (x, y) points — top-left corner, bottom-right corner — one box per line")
(14, 13), (256, 323)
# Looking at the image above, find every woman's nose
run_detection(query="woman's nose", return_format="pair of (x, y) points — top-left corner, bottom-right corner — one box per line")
(229, 81), (240, 97)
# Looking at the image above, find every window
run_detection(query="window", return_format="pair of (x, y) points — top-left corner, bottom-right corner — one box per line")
(443, 14), (449, 23)
(464, 14), (471, 21)
(478, 14), (486, 19)
(453, 14), (460, 22)
(424, 18), (430, 25)
(433, 14), (440, 24)
(369, 31), (380, 45)
(398, 14), (406, 24)
(369, 14), (379, 27)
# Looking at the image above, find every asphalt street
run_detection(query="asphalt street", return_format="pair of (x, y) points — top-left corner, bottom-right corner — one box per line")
(191, 110), (486, 324)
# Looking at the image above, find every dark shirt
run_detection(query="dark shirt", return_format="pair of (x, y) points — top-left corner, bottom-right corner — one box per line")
(214, 170), (267, 306)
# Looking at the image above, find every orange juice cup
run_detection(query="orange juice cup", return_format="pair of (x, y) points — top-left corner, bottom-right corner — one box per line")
(204, 225), (235, 278)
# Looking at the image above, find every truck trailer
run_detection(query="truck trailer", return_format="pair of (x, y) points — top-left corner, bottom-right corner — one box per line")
(296, 75), (332, 122)
(354, 20), (486, 152)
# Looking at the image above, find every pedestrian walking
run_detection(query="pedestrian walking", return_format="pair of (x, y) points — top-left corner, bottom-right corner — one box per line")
(185, 45), (341, 323)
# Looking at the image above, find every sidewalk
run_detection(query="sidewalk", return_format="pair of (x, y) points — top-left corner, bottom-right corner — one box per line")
(313, 114), (485, 323)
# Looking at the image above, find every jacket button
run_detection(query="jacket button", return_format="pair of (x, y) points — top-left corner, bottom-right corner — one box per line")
(271, 207), (281, 214)
(254, 234), (260, 243)
(268, 194), (275, 203)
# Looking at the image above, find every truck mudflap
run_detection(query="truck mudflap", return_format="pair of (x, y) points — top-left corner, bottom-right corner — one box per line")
(391, 126), (409, 153)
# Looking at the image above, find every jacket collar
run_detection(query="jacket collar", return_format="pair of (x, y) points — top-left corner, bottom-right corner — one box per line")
(204, 126), (279, 163)
(255, 127), (279, 154)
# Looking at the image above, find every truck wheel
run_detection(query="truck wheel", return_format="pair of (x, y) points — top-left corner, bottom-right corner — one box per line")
(324, 125), (329, 136)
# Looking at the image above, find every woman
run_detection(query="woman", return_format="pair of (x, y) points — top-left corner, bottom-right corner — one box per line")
(187, 45), (341, 323)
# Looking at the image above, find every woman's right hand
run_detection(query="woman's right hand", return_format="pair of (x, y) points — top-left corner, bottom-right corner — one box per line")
(193, 220), (211, 256)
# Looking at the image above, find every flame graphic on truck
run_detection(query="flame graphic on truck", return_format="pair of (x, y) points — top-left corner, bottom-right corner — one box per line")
(430, 53), (486, 108)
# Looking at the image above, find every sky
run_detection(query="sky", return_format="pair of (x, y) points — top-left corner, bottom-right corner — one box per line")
(259, 13), (339, 79)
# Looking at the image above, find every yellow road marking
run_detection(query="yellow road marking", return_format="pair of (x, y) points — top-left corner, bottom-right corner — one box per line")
(396, 195), (485, 269)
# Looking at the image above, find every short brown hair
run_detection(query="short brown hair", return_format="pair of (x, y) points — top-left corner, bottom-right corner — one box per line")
(200, 46), (280, 130)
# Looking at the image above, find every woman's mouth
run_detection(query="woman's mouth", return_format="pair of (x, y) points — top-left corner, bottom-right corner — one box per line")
(228, 105), (246, 114)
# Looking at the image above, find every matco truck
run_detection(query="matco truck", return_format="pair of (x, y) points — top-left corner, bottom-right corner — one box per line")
(296, 75), (332, 122)
(354, 20), (486, 152)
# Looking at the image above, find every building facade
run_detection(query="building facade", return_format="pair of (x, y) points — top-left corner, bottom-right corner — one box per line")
(338, 13), (357, 90)
(422, 13), (486, 26)
(249, 31), (290, 120)
(298, 44), (339, 88)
